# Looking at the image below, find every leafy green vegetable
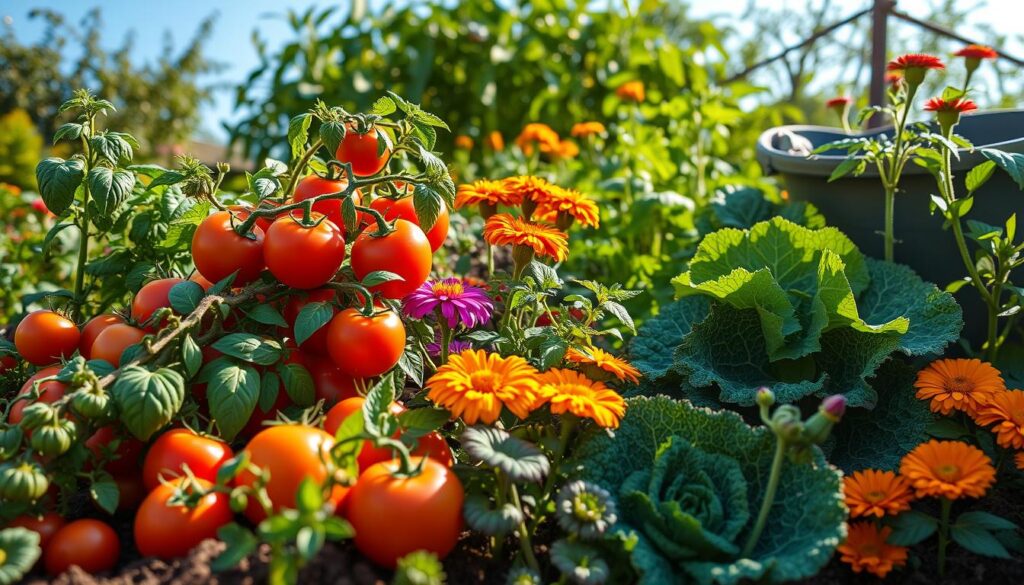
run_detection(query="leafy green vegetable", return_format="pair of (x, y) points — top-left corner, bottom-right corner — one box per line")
(577, 396), (845, 585)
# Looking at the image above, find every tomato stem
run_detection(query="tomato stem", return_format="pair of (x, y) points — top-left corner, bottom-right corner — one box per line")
(283, 138), (324, 199)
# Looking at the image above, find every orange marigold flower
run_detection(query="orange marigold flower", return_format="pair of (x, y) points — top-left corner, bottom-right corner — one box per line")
(923, 97), (978, 113)
(843, 469), (914, 518)
(515, 123), (560, 156)
(536, 368), (626, 428)
(838, 522), (908, 579)
(483, 213), (568, 262)
(955, 44), (998, 60)
(825, 96), (853, 109)
(973, 389), (1024, 450)
(535, 186), (600, 229)
(487, 131), (505, 151)
(616, 80), (645, 103)
(565, 346), (640, 384)
(555, 139), (579, 159)
(455, 180), (521, 210)
(426, 349), (541, 424)
(454, 135), (474, 150)
(899, 440), (995, 500)
(571, 122), (607, 138)
(914, 358), (1004, 415)
(503, 175), (557, 205)
(1016, 452), (1024, 471)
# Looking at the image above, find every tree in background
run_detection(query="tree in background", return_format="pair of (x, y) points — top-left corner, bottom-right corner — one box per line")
(0, 8), (219, 156)
(0, 110), (42, 188)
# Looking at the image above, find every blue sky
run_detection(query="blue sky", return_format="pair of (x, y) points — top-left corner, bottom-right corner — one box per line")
(4, 0), (1022, 141)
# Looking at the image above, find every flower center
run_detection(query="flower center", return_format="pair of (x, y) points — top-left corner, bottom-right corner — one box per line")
(944, 376), (974, 397)
(432, 281), (464, 300)
(865, 490), (888, 503)
(469, 371), (501, 394)
(935, 464), (960, 481)
(860, 543), (881, 556)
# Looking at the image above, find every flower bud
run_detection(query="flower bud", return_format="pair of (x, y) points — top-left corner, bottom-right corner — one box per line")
(802, 394), (846, 446)
(756, 387), (776, 407)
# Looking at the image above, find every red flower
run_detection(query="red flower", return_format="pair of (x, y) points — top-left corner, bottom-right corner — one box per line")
(887, 53), (945, 72)
(825, 96), (853, 109)
(954, 45), (998, 60)
(923, 97), (978, 113)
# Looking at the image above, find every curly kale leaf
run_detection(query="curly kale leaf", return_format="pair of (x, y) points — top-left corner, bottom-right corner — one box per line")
(694, 186), (825, 236)
(629, 297), (710, 381)
(577, 396), (846, 585)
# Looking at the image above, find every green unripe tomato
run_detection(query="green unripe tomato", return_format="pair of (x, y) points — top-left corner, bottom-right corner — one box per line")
(17, 403), (56, 431)
(0, 461), (49, 503)
(0, 425), (24, 461)
(29, 419), (77, 457)
(229, 487), (249, 514)
(71, 387), (112, 421)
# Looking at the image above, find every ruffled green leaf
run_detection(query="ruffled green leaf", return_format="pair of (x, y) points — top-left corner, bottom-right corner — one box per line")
(629, 297), (710, 381)
(463, 494), (523, 536)
(461, 426), (549, 483)
(0, 527), (41, 585)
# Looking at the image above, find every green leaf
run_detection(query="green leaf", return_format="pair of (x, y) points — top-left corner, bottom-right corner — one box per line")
(951, 524), (1011, 559)
(244, 304), (288, 327)
(462, 426), (549, 483)
(397, 408), (450, 439)
(956, 511), (1019, 532)
(981, 148), (1024, 190)
(576, 397), (844, 585)
(206, 361), (260, 441)
(827, 157), (865, 182)
(319, 121), (347, 156)
(629, 297), (710, 380)
(36, 158), (84, 215)
(412, 183), (442, 231)
(112, 366), (186, 441)
(363, 374), (397, 437)
(368, 96), (397, 116)
(212, 334), (283, 366)
(53, 122), (83, 143)
(182, 334), (203, 379)
(259, 371), (280, 413)
(294, 302), (334, 346)
(296, 525), (326, 561)
(87, 167), (135, 217)
(888, 510), (938, 546)
(169, 280), (205, 315)
(279, 362), (314, 406)
(361, 270), (404, 287)
(212, 523), (259, 572)
(296, 477), (324, 514)
(288, 113), (313, 160)
(89, 133), (135, 165)
(966, 160), (997, 195)
(90, 475), (120, 514)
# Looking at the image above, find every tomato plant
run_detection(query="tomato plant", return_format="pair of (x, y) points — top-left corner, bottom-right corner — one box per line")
(346, 457), (464, 568)
(134, 478), (233, 559)
(282, 289), (337, 355)
(44, 518), (120, 575)
(371, 196), (450, 252)
(191, 210), (265, 286)
(141, 428), (233, 491)
(90, 323), (145, 366)
(292, 175), (365, 232)
(85, 426), (145, 476)
(14, 310), (80, 366)
(264, 212), (346, 290)
(326, 308), (406, 379)
(335, 124), (392, 177)
(131, 278), (186, 328)
(350, 219), (432, 299)
(10, 366), (66, 424)
(307, 354), (359, 404)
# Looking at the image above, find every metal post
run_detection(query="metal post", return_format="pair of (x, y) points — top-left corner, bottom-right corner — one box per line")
(868, 0), (894, 126)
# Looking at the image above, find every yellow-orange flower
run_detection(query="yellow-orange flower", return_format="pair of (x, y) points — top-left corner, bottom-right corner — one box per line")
(973, 389), (1024, 449)
(455, 135), (474, 150)
(842, 469), (914, 518)
(616, 81), (645, 102)
(571, 122), (607, 138)
(554, 139), (579, 159)
(534, 186), (600, 229)
(455, 180), (522, 210)
(566, 346), (640, 384)
(899, 440), (995, 500)
(1016, 452), (1024, 471)
(426, 349), (541, 424)
(914, 358), (1004, 416)
(503, 175), (557, 206)
(536, 368), (626, 428)
(483, 213), (568, 262)
(838, 522), (908, 579)
(486, 131), (505, 151)
(515, 123), (560, 156)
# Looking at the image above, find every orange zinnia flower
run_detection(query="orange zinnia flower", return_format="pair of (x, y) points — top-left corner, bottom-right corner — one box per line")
(426, 349), (541, 424)
(571, 122), (607, 138)
(923, 97), (978, 114)
(914, 358), (1004, 416)
(455, 180), (522, 211)
(486, 131), (505, 151)
(1016, 452), (1024, 471)
(534, 186), (600, 229)
(838, 522), (908, 579)
(899, 440), (995, 500)
(483, 213), (568, 262)
(565, 346), (640, 384)
(515, 123), (561, 156)
(843, 469), (914, 518)
(535, 368), (626, 428)
(825, 96), (853, 109)
(954, 45), (998, 61)
(616, 81), (645, 103)
(973, 389), (1024, 449)
(555, 139), (579, 159)
(887, 53), (944, 85)
(454, 135), (474, 150)
(503, 175), (557, 206)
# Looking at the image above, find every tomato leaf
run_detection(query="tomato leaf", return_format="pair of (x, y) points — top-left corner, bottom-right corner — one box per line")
(87, 167), (135, 217)
(259, 371), (280, 413)
(296, 478), (323, 515)
(342, 195), (358, 236)
(288, 113), (313, 160)
(181, 334), (203, 379)
(89, 474), (120, 514)
(981, 148), (1024, 190)
(296, 525), (326, 561)
(207, 361), (260, 441)
(53, 122), (83, 143)
(112, 366), (186, 441)
(36, 157), (84, 215)
(319, 121), (347, 157)
(278, 362), (314, 406)
(368, 96), (396, 116)
(244, 304), (288, 327)
(966, 160), (997, 195)
(213, 333), (283, 366)
(397, 349), (424, 387)
(363, 374), (397, 437)
(361, 270), (404, 287)
(212, 523), (259, 572)
(397, 408), (450, 439)
(169, 280), (205, 315)
(413, 183), (442, 231)
(294, 302), (334, 346)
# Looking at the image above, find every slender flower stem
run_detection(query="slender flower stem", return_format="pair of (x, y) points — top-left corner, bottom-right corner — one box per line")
(438, 320), (452, 365)
(938, 497), (952, 577)
(527, 415), (577, 535)
(883, 184), (896, 262)
(742, 435), (787, 558)
(72, 115), (96, 321)
(509, 482), (540, 573)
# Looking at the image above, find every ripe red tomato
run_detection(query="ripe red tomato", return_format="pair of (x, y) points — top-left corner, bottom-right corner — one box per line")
(131, 278), (186, 329)
(308, 354), (359, 405)
(86, 426), (145, 476)
(14, 310), (80, 366)
(90, 324), (145, 366)
(10, 366), (66, 424)
(415, 431), (454, 468)
(282, 289), (337, 355)
(142, 428), (234, 491)
(9, 512), (65, 548)
(351, 219), (432, 299)
(44, 518), (120, 575)
(114, 473), (146, 511)
(135, 477), (233, 559)
(326, 308), (405, 378)
(371, 197), (450, 252)
(234, 425), (348, 523)
(0, 355), (16, 373)
(323, 398), (450, 469)
(189, 272), (215, 291)
(191, 210), (266, 286)
(335, 125), (392, 177)
(346, 457), (464, 567)
(293, 175), (365, 233)
(79, 314), (125, 360)
(265, 212), (346, 289)
(227, 202), (281, 233)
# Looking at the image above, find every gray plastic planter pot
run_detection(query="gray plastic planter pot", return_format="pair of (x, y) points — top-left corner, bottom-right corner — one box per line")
(756, 110), (1024, 344)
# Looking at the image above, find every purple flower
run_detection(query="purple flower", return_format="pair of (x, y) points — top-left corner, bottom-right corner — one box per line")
(426, 337), (473, 358)
(402, 277), (494, 328)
